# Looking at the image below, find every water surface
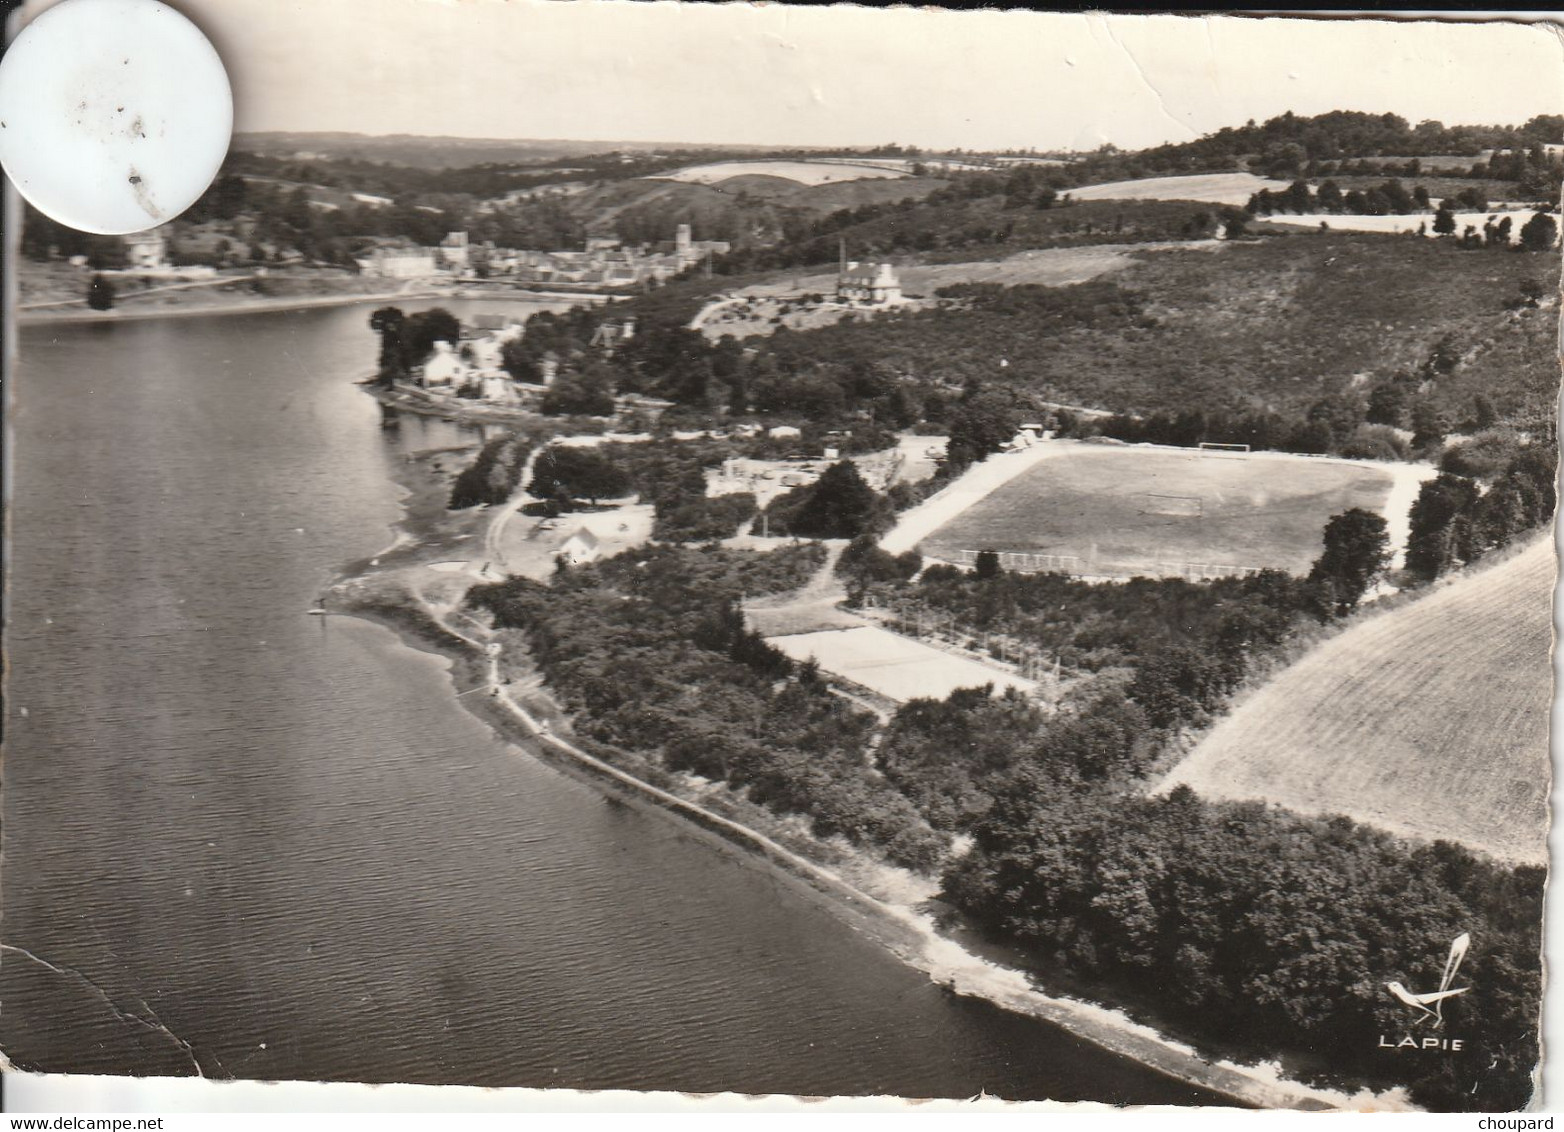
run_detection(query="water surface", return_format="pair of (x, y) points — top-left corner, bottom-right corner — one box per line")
(4, 300), (1217, 1103)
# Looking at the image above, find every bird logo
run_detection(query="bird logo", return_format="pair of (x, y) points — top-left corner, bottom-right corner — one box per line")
(1386, 933), (1470, 1027)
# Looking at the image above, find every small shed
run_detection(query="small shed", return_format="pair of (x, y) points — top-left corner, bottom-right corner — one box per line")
(559, 527), (600, 565)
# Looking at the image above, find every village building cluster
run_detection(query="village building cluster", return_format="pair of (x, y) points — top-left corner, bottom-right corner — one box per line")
(358, 224), (730, 287)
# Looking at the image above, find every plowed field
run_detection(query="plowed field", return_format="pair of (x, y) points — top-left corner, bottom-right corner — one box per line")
(1158, 537), (1555, 864)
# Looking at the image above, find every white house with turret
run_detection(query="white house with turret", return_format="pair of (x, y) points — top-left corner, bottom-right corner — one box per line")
(837, 261), (902, 305)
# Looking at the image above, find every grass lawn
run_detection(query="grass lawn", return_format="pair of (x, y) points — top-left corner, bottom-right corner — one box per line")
(766, 625), (1035, 702)
(921, 445), (1397, 577)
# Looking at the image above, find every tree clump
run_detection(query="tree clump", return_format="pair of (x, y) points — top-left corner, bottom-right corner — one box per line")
(759, 461), (891, 540)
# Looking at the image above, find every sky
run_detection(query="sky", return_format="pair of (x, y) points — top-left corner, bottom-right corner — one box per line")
(16, 1), (1564, 151)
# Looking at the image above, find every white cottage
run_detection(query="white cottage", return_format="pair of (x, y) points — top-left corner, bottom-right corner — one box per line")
(559, 527), (600, 565)
(422, 340), (466, 387)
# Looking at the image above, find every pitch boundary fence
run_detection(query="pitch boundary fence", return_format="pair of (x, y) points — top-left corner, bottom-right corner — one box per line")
(951, 549), (1084, 574)
(943, 549), (1268, 581)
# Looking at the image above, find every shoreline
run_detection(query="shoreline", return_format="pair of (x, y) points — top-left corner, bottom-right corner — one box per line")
(365, 380), (562, 427)
(16, 282), (609, 328)
(16, 288), (443, 327)
(320, 426), (1407, 1113)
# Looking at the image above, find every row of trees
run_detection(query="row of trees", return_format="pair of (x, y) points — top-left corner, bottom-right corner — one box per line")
(1243, 180), (1559, 251)
(1246, 178), (1452, 217)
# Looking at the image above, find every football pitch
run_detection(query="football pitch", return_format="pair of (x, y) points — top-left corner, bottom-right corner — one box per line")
(920, 445), (1400, 578)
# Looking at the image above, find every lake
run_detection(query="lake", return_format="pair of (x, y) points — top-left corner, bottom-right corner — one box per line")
(3, 298), (1216, 1104)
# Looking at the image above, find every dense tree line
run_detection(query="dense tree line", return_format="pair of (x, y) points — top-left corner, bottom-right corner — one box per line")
(1242, 181), (1559, 255)
(496, 288), (938, 435)
(714, 197), (1221, 275)
(1073, 110), (1562, 182)
(468, 545), (947, 868)
(1246, 178), (1439, 217)
(869, 566), (1320, 739)
(1405, 439), (1556, 581)
(945, 776), (1541, 1111)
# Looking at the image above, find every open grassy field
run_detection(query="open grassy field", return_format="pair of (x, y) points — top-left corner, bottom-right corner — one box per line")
(1255, 207), (1554, 244)
(1157, 536), (1554, 864)
(652, 160), (909, 186)
(1068, 173), (1294, 206)
(919, 444), (1401, 578)
(767, 625), (1035, 702)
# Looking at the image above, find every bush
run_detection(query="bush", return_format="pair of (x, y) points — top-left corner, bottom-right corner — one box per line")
(86, 273), (116, 311)
(1339, 423), (1410, 461)
(837, 534), (920, 590)
(1439, 431), (1524, 479)
(760, 461), (893, 540)
(449, 434), (534, 510)
(654, 492), (758, 542)
(529, 444), (633, 506)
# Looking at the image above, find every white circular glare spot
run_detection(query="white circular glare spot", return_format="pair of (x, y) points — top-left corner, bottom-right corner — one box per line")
(0, 0), (232, 234)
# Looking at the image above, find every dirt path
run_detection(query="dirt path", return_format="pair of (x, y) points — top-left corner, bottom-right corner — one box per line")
(742, 541), (864, 636)
(688, 294), (744, 330)
(483, 444), (546, 576)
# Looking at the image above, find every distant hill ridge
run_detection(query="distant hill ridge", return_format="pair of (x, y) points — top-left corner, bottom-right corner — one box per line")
(232, 132), (829, 168)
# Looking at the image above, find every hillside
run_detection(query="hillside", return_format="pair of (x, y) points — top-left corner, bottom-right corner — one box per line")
(232, 132), (772, 167)
(722, 195), (1222, 272)
(560, 174), (948, 244)
(652, 159), (910, 186)
(736, 231), (1559, 428)
(1157, 536), (1555, 864)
